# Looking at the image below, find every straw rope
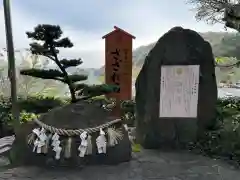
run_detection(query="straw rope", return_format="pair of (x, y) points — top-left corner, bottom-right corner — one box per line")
(33, 118), (122, 136)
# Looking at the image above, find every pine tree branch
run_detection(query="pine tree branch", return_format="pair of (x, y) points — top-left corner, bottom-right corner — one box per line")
(29, 42), (59, 57)
(60, 59), (82, 68)
(78, 84), (120, 97)
(54, 38), (73, 48)
(29, 42), (50, 55)
(60, 74), (88, 83)
(20, 68), (64, 80)
(26, 24), (62, 41)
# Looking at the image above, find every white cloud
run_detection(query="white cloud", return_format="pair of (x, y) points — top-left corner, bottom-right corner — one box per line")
(0, 2), (237, 68)
(0, 7), (106, 68)
(59, 27), (105, 68)
(117, 1), (235, 48)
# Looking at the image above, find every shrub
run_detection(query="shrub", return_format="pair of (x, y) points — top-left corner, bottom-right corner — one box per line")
(0, 95), (67, 114)
(189, 97), (240, 164)
(121, 100), (135, 114)
(0, 95), (68, 137)
(2, 111), (40, 130)
(17, 95), (68, 113)
(121, 100), (136, 126)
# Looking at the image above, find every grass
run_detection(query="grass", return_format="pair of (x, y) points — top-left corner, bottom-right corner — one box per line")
(132, 143), (142, 153)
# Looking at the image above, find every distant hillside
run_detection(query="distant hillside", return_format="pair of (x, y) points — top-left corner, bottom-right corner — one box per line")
(99, 31), (240, 76)
(131, 32), (240, 83)
(133, 43), (155, 67)
(133, 32), (240, 69)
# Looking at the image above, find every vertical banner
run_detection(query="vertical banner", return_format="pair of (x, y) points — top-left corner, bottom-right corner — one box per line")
(102, 26), (135, 116)
(103, 27), (135, 100)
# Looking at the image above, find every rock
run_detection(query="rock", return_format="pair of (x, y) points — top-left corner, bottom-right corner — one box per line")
(135, 27), (217, 149)
(10, 101), (131, 167)
(0, 156), (10, 166)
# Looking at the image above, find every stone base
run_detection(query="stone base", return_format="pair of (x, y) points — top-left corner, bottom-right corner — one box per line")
(9, 123), (132, 167)
(136, 118), (198, 149)
(9, 101), (133, 167)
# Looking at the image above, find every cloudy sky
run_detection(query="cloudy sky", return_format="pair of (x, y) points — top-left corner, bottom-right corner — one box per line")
(0, 0), (234, 68)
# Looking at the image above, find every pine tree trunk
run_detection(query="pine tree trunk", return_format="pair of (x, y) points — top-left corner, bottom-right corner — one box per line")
(49, 45), (77, 103)
(69, 85), (77, 103)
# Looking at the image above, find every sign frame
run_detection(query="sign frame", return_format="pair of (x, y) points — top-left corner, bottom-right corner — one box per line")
(159, 65), (200, 118)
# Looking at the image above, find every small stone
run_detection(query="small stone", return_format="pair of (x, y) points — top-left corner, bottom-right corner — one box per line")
(0, 156), (10, 166)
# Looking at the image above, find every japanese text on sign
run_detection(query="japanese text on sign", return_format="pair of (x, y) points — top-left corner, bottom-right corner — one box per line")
(159, 65), (200, 118)
(110, 49), (121, 92)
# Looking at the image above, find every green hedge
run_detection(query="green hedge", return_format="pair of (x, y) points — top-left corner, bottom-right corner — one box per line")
(0, 95), (67, 113)
(0, 95), (67, 135)
(18, 95), (68, 113)
(0, 96), (136, 135)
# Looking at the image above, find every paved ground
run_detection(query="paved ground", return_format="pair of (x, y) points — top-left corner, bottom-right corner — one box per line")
(0, 150), (240, 180)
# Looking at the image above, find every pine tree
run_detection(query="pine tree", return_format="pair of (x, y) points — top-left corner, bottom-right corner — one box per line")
(20, 24), (119, 103)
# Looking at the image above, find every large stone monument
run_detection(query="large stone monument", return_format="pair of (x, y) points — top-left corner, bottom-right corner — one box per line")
(135, 27), (218, 149)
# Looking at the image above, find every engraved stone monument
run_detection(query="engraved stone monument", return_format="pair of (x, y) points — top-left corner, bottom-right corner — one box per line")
(159, 65), (199, 118)
(135, 27), (218, 149)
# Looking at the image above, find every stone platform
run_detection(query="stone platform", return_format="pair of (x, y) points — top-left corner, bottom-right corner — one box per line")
(0, 150), (240, 180)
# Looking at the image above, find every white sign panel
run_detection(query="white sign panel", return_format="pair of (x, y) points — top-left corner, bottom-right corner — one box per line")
(159, 65), (199, 118)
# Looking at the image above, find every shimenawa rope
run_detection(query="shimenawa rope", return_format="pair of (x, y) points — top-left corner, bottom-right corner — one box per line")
(33, 118), (122, 136)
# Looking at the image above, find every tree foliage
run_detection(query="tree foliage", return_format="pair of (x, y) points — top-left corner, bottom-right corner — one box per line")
(187, 0), (232, 24)
(187, 0), (240, 24)
(20, 24), (85, 102)
(187, 0), (240, 68)
(188, 0), (240, 31)
(20, 24), (118, 103)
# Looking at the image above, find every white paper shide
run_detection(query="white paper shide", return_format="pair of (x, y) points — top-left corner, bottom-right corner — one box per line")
(159, 65), (199, 118)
